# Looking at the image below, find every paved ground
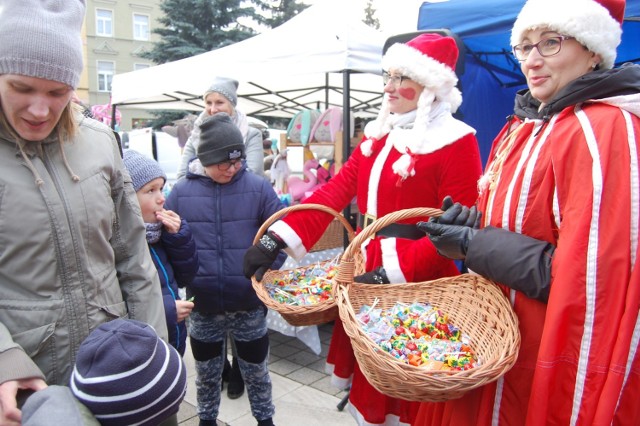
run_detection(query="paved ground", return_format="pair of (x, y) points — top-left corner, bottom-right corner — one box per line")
(176, 322), (356, 426)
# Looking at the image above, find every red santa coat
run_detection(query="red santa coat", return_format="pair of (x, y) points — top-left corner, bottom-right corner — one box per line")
(271, 112), (482, 425)
(415, 98), (640, 425)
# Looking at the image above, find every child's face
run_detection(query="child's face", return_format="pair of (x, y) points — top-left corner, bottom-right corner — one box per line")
(135, 177), (165, 223)
(203, 159), (242, 184)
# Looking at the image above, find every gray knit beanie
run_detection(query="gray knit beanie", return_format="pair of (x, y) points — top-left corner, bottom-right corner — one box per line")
(123, 150), (167, 192)
(203, 77), (239, 106)
(0, 0), (86, 88)
(197, 113), (245, 166)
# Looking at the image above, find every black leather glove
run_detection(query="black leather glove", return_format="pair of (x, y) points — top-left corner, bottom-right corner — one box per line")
(433, 195), (482, 228)
(416, 222), (477, 260)
(243, 231), (287, 281)
(354, 266), (390, 285)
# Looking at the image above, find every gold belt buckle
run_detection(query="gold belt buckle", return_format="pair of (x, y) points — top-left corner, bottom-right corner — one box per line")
(363, 213), (376, 230)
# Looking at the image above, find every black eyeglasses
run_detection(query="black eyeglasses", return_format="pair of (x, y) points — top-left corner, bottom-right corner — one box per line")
(216, 159), (243, 171)
(382, 71), (411, 87)
(512, 36), (574, 61)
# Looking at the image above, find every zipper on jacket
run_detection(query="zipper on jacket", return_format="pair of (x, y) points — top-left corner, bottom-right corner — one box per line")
(41, 146), (83, 363)
(216, 183), (225, 312)
(150, 245), (181, 352)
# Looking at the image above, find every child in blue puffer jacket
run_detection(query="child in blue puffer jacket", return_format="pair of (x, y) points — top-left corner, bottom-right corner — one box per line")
(123, 149), (199, 356)
(165, 113), (285, 426)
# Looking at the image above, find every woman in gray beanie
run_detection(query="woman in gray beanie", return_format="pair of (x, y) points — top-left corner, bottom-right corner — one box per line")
(176, 76), (265, 179)
(0, 0), (167, 423)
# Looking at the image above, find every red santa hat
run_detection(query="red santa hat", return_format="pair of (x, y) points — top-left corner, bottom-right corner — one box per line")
(511, 0), (625, 69)
(382, 33), (461, 111)
(363, 33), (464, 149)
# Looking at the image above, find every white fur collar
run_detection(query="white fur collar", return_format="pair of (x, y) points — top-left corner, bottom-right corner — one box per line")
(360, 98), (476, 180)
(389, 109), (475, 156)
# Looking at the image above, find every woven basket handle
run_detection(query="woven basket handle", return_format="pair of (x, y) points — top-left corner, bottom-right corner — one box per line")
(335, 207), (443, 285)
(252, 203), (355, 245)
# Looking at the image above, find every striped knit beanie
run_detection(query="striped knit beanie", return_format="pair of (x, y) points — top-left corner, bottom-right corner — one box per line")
(0, 0), (85, 88)
(70, 319), (186, 426)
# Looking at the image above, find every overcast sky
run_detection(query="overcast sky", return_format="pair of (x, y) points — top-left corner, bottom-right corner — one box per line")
(373, 0), (424, 35)
(301, 0), (424, 36)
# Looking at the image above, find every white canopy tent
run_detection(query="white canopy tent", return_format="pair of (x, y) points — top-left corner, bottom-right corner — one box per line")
(110, 0), (387, 119)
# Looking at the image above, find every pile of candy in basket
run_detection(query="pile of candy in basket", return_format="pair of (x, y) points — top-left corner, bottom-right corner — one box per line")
(356, 300), (480, 371)
(263, 255), (340, 306)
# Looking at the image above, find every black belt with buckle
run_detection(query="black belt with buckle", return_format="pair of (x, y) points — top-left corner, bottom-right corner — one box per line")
(357, 213), (424, 240)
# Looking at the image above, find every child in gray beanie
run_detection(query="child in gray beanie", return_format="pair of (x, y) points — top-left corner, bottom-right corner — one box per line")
(0, 0), (169, 424)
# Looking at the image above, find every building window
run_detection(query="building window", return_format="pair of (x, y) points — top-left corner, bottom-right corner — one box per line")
(133, 14), (150, 41)
(97, 61), (115, 92)
(96, 9), (113, 37)
(134, 63), (151, 71)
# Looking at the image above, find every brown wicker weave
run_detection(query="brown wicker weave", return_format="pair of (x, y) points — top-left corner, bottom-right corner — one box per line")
(334, 207), (520, 402)
(251, 204), (355, 326)
(310, 217), (344, 252)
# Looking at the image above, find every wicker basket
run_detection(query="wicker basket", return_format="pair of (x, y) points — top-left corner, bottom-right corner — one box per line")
(310, 216), (345, 252)
(334, 207), (520, 402)
(252, 204), (355, 326)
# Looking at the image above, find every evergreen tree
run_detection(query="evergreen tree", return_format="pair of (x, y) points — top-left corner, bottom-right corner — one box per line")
(148, 110), (187, 131)
(141, 0), (261, 64)
(363, 0), (380, 30)
(254, 0), (309, 28)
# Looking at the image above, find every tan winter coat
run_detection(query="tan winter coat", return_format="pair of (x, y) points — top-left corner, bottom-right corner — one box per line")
(0, 115), (167, 386)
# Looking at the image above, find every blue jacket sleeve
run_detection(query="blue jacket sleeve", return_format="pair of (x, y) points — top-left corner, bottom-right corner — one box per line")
(161, 219), (199, 287)
(261, 179), (287, 269)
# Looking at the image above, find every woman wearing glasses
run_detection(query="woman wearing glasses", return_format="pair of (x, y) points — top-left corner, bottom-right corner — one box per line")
(416, 0), (640, 424)
(243, 34), (482, 425)
(165, 113), (285, 426)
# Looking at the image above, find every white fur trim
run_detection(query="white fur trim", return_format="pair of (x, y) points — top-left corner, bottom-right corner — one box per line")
(360, 138), (374, 157)
(268, 220), (306, 261)
(348, 404), (408, 426)
(380, 238), (407, 283)
(366, 137), (394, 216)
(511, 0), (622, 69)
(389, 106), (476, 156)
(392, 153), (416, 180)
(383, 43), (458, 92)
(591, 94), (640, 117)
(361, 238), (370, 265)
(325, 363), (352, 388)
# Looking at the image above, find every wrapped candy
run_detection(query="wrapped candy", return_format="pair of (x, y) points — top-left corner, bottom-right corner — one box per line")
(264, 256), (339, 306)
(355, 301), (480, 371)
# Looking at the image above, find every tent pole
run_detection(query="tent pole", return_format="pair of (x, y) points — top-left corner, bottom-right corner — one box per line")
(342, 70), (353, 247)
(110, 104), (123, 157)
(111, 104), (117, 130)
(325, 73), (329, 109)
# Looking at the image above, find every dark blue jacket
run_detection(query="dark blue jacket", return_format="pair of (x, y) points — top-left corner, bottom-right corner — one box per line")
(148, 219), (198, 355)
(165, 163), (285, 313)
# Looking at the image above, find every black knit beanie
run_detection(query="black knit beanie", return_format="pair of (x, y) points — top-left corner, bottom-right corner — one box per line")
(197, 113), (245, 166)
